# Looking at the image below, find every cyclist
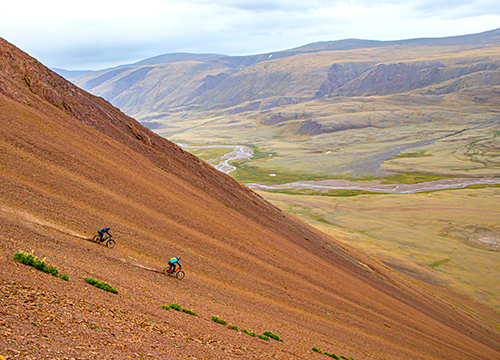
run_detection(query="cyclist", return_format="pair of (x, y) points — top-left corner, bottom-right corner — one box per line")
(97, 227), (111, 242)
(167, 256), (182, 273)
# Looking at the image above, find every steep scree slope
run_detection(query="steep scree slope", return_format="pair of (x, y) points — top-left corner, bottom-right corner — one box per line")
(1, 38), (500, 359)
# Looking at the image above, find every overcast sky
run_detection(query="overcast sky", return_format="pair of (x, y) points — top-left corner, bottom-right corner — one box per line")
(1, 0), (499, 70)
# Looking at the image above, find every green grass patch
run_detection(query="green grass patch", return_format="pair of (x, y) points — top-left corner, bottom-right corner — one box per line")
(231, 162), (330, 185)
(228, 324), (239, 330)
(167, 303), (182, 311)
(161, 303), (196, 315)
(380, 173), (449, 185)
(263, 330), (283, 342)
(13, 251), (67, 280)
(324, 353), (340, 359)
(242, 329), (256, 337)
(257, 334), (270, 341)
(312, 347), (322, 353)
(263, 188), (380, 197)
(211, 316), (227, 325)
(429, 258), (451, 268)
(392, 151), (432, 158)
(187, 147), (233, 161)
(84, 277), (118, 294)
(181, 308), (197, 316)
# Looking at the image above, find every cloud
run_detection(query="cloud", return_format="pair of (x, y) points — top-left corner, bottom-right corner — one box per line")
(0, 0), (499, 70)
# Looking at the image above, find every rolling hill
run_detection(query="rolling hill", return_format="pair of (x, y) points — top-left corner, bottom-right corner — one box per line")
(1, 37), (500, 359)
(73, 28), (500, 121)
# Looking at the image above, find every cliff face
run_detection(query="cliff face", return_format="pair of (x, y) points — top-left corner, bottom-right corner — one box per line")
(1, 37), (500, 359)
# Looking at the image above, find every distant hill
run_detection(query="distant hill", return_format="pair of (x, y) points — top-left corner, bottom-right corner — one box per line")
(2, 37), (500, 359)
(52, 67), (94, 79)
(72, 28), (500, 122)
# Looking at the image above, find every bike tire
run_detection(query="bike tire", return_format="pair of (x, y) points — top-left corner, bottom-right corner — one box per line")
(176, 271), (185, 280)
(163, 267), (169, 275)
(92, 235), (101, 243)
(106, 239), (116, 248)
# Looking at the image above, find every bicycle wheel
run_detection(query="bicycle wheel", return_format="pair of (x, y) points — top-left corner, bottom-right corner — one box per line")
(176, 271), (185, 280)
(106, 239), (116, 248)
(92, 235), (101, 243)
(163, 267), (170, 275)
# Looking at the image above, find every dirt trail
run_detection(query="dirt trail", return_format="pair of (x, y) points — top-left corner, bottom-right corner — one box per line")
(0, 203), (89, 240)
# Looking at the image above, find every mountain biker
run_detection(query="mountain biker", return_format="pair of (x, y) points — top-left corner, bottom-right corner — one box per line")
(167, 256), (181, 273)
(97, 227), (111, 242)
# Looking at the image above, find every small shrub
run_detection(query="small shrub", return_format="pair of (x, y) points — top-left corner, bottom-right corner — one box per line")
(84, 277), (118, 294)
(168, 303), (182, 311)
(242, 329), (256, 337)
(13, 251), (63, 279)
(312, 347), (322, 353)
(263, 330), (283, 342)
(257, 334), (270, 341)
(228, 324), (239, 330)
(181, 308), (197, 316)
(211, 316), (227, 325)
(162, 303), (196, 316)
(59, 273), (69, 281)
(325, 353), (339, 359)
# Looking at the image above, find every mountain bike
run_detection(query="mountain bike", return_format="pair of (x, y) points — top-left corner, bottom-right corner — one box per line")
(163, 266), (185, 280)
(92, 233), (116, 248)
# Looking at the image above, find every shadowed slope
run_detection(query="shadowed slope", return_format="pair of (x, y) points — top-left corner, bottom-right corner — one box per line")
(1, 38), (500, 359)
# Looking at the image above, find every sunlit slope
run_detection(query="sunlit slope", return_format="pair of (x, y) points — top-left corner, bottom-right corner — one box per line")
(2, 37), (500, 359)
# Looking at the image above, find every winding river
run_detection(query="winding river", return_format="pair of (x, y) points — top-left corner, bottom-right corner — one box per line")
(178, 144), (500, 193)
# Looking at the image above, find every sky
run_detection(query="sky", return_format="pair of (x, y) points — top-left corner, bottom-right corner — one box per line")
(1, 0), (499, 70)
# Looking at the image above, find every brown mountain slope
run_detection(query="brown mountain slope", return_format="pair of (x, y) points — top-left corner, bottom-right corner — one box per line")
(1, 38), (500, 359)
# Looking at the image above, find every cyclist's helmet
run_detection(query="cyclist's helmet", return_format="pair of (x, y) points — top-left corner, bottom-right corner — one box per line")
(177, 256), (181, 260)
(106, 227), (110, 231)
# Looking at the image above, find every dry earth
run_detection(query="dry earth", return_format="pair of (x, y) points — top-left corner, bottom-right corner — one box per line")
(1, 38), (500, 359)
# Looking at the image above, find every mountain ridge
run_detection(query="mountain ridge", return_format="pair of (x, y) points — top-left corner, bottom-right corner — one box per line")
(72, 27), (500, 121)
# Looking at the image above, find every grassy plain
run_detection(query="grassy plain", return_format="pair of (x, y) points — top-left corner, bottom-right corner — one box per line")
(259, 187), (500, 311)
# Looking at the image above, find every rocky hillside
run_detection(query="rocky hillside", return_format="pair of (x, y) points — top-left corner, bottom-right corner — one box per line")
(2, 37), (500, 359)
(72, 28), (500, 122)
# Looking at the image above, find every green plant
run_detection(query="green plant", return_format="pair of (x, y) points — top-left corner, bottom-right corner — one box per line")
(242, 329), (256, 337)
(13, 251), (61, 278)
(59, 273), (69, 281)
(162, 303), (196, 316)
(84, 277), (118, 294)
(228, 324), (239, 330)
(263, 330), (283, 342)
(168, 303), (182, 311)
(312, 347), (322, 353)
(324, 353), (339, 359)
(257, 334), (270, 341)
(181, 308), (197, 316)
(211, 316), (227, 325)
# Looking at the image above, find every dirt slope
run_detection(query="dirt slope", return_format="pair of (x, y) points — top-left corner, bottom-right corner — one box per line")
(1, 37), (500, 359)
